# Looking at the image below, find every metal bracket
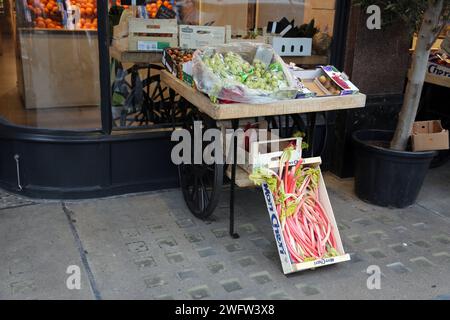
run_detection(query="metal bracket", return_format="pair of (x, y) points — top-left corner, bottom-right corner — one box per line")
(14, 154), (23, 191)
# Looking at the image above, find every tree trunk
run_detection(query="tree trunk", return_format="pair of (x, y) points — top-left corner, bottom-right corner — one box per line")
(390, 0), (444, 151)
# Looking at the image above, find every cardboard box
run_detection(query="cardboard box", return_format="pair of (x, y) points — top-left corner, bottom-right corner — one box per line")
(179, 25), (230, 49)
(290, 66), (360, 97)
(113, 18), (178, 52)
(412, 120), (449, 152)
(269, 37), (312, 56)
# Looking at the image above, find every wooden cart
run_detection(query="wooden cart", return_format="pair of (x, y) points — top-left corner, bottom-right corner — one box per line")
(109, 47), (177, 128)
(161, 70), (366, 237)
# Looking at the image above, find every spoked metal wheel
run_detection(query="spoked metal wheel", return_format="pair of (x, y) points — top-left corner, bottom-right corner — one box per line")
(178, 111), (223, 219)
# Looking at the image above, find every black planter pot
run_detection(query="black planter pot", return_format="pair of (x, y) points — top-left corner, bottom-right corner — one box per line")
(352, 130), (436, 208)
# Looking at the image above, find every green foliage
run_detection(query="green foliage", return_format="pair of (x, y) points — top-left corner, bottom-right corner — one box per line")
(249, 167), (278, 193)
(353, 0), (430, 31)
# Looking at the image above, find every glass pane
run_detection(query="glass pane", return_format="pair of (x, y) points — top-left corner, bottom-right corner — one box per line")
(108, 0), (336, 130)
(0, 0), (101, 130)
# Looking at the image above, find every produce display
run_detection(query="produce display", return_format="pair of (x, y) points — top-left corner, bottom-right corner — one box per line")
(250, 146), (341, 263)
(167, 48), (193, 64)
(145, 0), (174, 18)
(318, 74), (341, 95)
(163, 48), (195, 85)
(120, 0), (176, 19)
(26, 0), (64, 29)
(25, 0), (97, 30)
(71, 0), (98, 30)
(193, 43), (298, 104)
(202, 52), (289, 93)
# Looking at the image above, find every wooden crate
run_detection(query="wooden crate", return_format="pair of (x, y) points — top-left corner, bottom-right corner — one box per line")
(179, 25), (230, 49)
(221, 121), (302, 174)
(260, 157), (351, 275)
(113, 17), (178, 51)
(160, 70), (367, 121)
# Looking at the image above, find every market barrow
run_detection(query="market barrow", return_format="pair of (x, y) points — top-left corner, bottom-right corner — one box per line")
(161, 70), (366, 238)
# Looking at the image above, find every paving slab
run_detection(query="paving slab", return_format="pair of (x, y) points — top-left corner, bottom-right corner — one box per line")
(0, 162), (449, 300)
(0, 203), (94, 299)
(417, 162), (450, 219)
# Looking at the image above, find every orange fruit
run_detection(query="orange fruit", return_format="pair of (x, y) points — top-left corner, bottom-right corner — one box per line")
(34, 8), (42, 16)
(47, 22), (55, 28)
(45, 18), (52, 24)
(52, 6), (58, 14)
(84, 22), (92, 29)
(46, 3), (53, 10)
(163, 1), (169, 7)
(86, 7), (93, 15)
(37, 21), (46, 28)
(80, 8), (86, 15)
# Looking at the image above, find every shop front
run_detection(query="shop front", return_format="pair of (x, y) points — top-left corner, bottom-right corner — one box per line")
(0, 0), (352, 199)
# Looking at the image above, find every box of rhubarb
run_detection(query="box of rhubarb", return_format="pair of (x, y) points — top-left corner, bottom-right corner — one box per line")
(250, 154), (351, 274)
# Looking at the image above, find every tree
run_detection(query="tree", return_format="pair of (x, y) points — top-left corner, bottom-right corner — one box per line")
(354, 0), (449, 151)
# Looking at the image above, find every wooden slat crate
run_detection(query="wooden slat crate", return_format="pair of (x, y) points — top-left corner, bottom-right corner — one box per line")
(258, 155), (351, 274)
(113, 17), (178, 52)
(179, 25), (230, 49)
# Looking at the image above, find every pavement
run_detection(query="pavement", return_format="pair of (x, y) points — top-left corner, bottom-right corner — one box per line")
(0, 162), (449, 300)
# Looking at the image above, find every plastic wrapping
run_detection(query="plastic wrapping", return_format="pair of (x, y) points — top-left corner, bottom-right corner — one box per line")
(192, 43), (298, 104)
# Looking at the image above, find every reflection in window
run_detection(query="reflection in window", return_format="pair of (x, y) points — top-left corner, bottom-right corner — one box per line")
(0, 0), (101, 130)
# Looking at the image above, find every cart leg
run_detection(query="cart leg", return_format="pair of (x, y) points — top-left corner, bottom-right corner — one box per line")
(229, 119), (240, 239)
(307, 113), (317, 157)
(169, 88), (177, 130)
(145, 66), (152, 124)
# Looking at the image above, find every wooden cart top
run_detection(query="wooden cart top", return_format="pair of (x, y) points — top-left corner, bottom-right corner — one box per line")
(161, 70), (367, 121)
(110, 46), (329, 66)
(110, 46), (162, 64)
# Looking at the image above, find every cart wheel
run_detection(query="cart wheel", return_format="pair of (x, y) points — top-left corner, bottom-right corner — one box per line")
(179, 162), (223, 219)
(178, 112), (223, 219)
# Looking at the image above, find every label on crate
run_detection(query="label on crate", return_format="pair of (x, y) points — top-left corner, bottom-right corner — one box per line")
(137, 41), (159, 51)
(137, 41), (170, 51)
(261, 183), (291, 272)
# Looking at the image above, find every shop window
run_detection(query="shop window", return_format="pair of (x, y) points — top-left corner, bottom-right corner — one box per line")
(0, 0), (101, 130)
(108, 0), (336, 130)
(1, 1), (337, 131)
